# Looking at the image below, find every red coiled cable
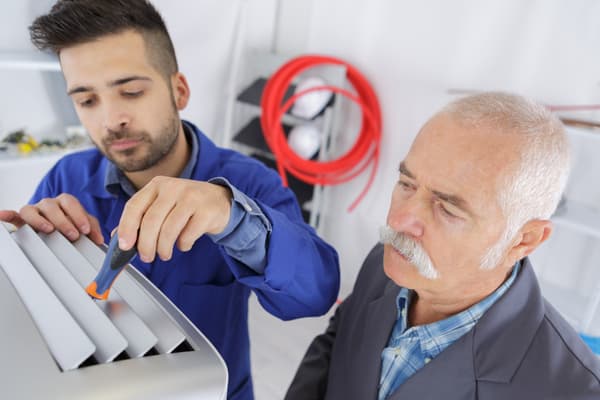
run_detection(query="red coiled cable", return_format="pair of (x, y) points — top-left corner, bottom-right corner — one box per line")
(260, 55), (382, 211)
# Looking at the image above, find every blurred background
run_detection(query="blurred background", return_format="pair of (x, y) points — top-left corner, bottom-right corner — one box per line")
(2, 1), (600, 398)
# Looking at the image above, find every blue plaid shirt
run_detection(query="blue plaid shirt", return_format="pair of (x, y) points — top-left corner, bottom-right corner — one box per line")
(378, 263), (520, 400)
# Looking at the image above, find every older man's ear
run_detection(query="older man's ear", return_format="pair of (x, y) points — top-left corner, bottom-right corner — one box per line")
(506, 219), (553, 265)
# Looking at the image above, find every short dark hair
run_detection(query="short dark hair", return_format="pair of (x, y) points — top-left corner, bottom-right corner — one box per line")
(29, 0), (179, 79)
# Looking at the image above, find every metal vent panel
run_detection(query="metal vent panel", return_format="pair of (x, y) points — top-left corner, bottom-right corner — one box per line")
(0, 225), (95, 371)
(0, 223), (228, 399)
(12, 225), (128, 363)
(40, 231), (158, 358)
(73, 235), (187, 353)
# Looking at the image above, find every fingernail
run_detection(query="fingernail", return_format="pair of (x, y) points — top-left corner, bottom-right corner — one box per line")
(118, 237), (129, 250)
(140, 254), (152, 263)
(40, 223), (53, 232)
(67, 230), (78, 240)
(79, 224), (90, 234)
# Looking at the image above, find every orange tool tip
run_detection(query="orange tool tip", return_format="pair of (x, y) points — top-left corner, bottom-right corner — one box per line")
(86, 282), (109, 301)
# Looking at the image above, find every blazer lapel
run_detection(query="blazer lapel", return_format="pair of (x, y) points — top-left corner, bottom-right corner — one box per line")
(350, 280), (400, 398)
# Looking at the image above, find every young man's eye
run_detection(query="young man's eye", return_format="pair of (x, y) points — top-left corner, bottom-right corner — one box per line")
(123, 91), (143, 98)
(78, 98), (96, 107)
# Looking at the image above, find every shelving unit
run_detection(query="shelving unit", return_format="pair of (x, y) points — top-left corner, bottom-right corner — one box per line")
(0, 51), (86, 210)
(553, 200), (600, 239)
(224, 51), (347, 232)
(532, 124), (600, 354)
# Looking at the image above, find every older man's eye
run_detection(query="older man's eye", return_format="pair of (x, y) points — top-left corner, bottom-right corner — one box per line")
(397, 180), (413, 190)
(438, 203), (457, 218)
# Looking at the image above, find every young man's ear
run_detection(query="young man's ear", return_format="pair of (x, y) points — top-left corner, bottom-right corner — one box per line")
(506, 219), (553, 264)
(171, 72), (190, 110)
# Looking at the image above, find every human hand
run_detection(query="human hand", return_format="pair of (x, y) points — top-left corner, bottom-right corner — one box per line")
(117, 176), (232, 263)
(0, 194), (104, 244)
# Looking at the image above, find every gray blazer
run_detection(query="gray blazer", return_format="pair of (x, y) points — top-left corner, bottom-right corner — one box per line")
(285, 244), (600, 399)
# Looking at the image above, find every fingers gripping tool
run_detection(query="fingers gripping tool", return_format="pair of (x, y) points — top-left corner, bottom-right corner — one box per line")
(86, 233), (137, 300)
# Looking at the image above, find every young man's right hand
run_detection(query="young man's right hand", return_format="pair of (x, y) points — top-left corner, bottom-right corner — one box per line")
(0, 193), (104, 245)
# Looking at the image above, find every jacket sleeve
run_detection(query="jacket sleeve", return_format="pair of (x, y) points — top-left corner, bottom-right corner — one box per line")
(218, 200), (340, 319)
(284, 301), (344, 400)
(213, 159), (340, 320)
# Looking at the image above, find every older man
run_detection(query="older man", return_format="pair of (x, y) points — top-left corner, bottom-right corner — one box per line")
(285, 92), (600, 399)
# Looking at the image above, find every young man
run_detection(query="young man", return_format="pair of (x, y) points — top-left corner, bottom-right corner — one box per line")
(0, 1), (339, 399)
(285, 92), (600, 399)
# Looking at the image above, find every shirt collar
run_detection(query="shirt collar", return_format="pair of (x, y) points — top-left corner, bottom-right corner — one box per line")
(104, 121), (199, 197)
(395, 262), (520, 357)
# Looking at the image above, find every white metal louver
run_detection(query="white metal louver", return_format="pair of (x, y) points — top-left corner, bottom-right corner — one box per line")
(0, 223), (228, 399)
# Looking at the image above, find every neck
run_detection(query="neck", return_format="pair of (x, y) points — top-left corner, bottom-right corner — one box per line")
(125, 122), (190, 189)
(408, 267), (513, 326)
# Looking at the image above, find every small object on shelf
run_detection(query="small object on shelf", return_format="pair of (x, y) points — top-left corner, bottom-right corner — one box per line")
(2, 129), (27, 144)
(2, 129), (39, 154)
(290, 76), (334, 120)
(287, 124), (321, 159)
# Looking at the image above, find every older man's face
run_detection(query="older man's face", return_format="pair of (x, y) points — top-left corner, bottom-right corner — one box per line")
(383, 113), (520, 299)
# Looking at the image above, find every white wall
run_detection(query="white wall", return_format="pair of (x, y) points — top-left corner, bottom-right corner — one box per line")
(2, 1), (600, 398)
(3, 0), (600, 303)
(270, 0), (600, 297)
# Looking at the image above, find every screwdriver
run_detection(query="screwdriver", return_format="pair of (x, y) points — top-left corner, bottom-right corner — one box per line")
(86, 233), (137, 301)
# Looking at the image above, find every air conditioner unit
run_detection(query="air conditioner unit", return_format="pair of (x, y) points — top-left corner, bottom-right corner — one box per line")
(0, 223), (228, 399)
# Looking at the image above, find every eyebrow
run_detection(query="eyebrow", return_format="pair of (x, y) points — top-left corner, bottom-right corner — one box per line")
(67, 75), (152, 96)
(399, 162), (416, 179)
(398, 161), (476, 217)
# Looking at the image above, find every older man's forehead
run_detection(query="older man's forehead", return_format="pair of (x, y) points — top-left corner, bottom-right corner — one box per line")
(405, 118), (516, 217)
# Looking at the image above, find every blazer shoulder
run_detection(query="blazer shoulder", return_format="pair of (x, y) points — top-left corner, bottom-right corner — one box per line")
(542, 300), (600, 382)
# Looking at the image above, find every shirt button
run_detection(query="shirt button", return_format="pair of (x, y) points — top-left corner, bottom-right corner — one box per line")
(243, 202), (252, 212)
(425, 357), (432, 363)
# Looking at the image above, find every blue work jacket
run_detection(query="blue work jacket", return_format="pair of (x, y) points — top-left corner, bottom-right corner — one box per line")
(30, 122), (340, 400)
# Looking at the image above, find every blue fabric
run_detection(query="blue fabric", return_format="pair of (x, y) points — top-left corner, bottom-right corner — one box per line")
(207, 177), (271, 273)
(581, 333), (600, 355)
(29, 120), (340, 400)
(378, 263), (520, 400)
(104, 122), (271, 273)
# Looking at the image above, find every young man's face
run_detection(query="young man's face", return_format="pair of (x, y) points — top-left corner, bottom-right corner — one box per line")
(60, 30), (184, 172)
(383, 113), (521, 300)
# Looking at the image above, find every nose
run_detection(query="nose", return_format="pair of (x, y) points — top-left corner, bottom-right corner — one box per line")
(387, 196), (425, 238)
(103, 103), (131, 132)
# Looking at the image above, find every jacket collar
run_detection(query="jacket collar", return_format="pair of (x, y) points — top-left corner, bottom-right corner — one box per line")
(386, 259), (544, 398)
(472, 258), (544, 383)
(358, 279), (401, 397)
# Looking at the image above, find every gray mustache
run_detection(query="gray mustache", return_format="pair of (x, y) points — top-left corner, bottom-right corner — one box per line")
(379, 225), (439, 280)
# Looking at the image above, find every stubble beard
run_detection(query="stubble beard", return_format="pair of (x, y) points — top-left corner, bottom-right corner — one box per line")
(100, 114), (180, 172)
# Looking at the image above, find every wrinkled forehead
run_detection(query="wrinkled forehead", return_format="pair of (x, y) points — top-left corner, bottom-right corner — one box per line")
(406, 113), (522, 216)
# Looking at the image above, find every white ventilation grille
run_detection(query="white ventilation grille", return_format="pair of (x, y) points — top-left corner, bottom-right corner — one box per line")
(0, 223), (227, 399)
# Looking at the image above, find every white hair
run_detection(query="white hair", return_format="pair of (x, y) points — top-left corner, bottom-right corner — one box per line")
(441, 92), (571, 269)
